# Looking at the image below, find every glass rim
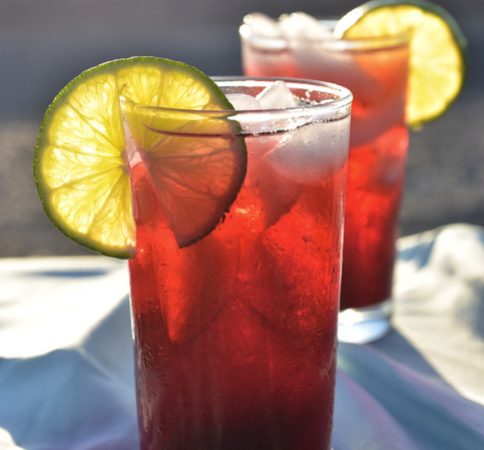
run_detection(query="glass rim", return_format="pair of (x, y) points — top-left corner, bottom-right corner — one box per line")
(122, 76), (352, 137)
(239, 17), (409, 51)
(124, 76), (352, 116)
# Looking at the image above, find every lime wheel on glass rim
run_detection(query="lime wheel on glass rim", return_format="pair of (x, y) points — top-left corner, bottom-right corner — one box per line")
(34, 57), (247, 258)
(334, 0), (467, 127)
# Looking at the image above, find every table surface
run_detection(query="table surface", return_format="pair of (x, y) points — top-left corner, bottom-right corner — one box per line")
(1, 223), (483, 450)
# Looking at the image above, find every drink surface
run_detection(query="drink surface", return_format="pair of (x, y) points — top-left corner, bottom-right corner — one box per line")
(242, 30), (409, 309)
(128, 113), (349, 449)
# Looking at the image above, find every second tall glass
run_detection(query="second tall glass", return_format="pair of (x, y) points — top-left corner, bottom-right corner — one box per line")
(241, 17), (410, 343)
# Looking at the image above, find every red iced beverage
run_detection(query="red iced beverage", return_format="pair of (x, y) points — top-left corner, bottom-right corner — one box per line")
(126, 78), (351, 449)
(241, 15), (410, 341)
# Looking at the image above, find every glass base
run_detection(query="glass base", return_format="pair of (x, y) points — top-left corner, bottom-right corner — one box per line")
(337, 299), (392, 344)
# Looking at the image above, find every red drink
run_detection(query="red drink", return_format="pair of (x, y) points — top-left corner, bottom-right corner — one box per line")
(126, 79), (351, 449)
(241, 18), (410, 340)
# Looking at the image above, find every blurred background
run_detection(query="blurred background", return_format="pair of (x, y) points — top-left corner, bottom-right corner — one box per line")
(1, 0), (483, 256)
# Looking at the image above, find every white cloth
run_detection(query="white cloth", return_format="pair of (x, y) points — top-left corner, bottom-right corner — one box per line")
(0, 224), (483, 450)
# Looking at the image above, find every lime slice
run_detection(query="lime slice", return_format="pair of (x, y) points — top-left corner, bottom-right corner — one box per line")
(34, 57), (246, 258)
(334, 0), (467, 127)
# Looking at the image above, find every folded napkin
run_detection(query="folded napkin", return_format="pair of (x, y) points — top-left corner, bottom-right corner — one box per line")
(1, 224), (483, 450)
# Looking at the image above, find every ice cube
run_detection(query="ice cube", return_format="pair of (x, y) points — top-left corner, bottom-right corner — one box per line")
(255, 81), (307, 133)
(226, 93), (266, 135)
(226, 93), (283, 154)
(264, 116), (350, 185)
(226, 93), (262, 111)
(256, 80), (298, 109)
(243, 12), (282, 38)
(278, 12), (333, 40)
(276, 13), (380, 97)
(227, 83), (301, 145)
(257, 155), (301, 227)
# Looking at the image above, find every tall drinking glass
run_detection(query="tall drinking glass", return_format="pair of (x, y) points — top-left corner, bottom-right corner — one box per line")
(240, 18), (410, 343)
(123, 77), (351, 450)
